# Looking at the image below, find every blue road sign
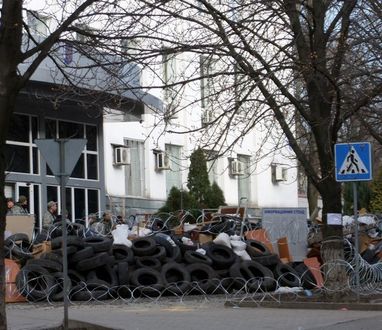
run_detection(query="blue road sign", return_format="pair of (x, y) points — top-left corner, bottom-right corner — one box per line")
(335, 142), (372, 182)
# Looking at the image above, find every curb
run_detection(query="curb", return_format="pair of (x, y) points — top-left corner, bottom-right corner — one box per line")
(29, 319), (123, 330)
(225, 300), (382, 311)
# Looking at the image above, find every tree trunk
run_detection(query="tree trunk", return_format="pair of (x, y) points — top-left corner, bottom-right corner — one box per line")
(0, 92), (18, 330)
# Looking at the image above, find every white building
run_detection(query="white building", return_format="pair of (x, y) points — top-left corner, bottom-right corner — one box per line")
(4, 1), (301, 227)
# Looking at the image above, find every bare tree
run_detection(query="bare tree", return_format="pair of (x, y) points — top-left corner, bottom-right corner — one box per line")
(121, 0), (381, 291)
(0, 0), (157, 327)
(130, 0), (381, 220)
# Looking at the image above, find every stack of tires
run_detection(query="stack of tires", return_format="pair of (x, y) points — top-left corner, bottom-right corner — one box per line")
(15, 232), (316, 301)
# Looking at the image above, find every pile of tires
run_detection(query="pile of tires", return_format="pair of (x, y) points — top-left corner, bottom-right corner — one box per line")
(4, 234), (33, 266)
(15, 231), (315, 301)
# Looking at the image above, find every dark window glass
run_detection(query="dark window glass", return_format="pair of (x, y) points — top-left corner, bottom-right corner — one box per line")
(47, 186), (58, 204)
(87, 154), (98, 180)
(32, 147), (39, 174)
(8, 114), (30, 142)
(31, 116), (38, 141)
(87, 189), (99, 215)
(65, 188), (72, 220)
(17, 186), (30, 213)
(71, 154), (85, 178)
(33, 185), (40, 228)
(86, 125), (97, 151)
(45, 119), (57, 139)
(74, 188), (86, 220)
(5, 145), (30, 173)
(46, 164), (53, 176)
(59, 121), (83, 139)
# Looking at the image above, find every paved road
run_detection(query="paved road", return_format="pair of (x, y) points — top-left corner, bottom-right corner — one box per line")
(6, 299), (382, 330)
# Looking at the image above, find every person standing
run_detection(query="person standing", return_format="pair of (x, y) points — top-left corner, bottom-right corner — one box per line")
(6, 198), (15, 215)
(42, 201), (58, 230)
(12, 195), (29, 214)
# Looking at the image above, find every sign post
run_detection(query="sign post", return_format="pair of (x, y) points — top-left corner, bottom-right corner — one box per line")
(35, 139), (87, 329)
(334, 142), (372, 301)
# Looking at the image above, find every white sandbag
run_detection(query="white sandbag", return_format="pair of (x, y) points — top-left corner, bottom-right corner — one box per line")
(234, 249), (251, 261)
(230, 240), (246, 251)
(213, 232), (231, 248)
(112, 224), (132, 247)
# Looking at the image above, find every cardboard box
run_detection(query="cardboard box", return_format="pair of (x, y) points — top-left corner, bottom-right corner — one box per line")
(198, 233), (213, 244)
(6, 215), (35, 240)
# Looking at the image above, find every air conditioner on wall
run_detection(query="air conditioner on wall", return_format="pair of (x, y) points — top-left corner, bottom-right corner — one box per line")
(114, 147), (131, 165)
(155, 152), (170, 170)
(230, 160), (245, 176)
(272, 164), (287, 182)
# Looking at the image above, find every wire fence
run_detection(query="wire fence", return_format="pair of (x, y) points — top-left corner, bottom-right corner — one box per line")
(5, 210), (382, 305)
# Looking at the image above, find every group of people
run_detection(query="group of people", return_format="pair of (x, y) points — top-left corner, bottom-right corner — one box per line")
(6, 195), (120, 237)
(6, 196), (58, 230)
(6, 196), (29, 215)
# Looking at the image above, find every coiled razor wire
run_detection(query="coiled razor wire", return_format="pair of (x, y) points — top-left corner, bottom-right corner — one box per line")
(7, 210), (382, 306)
(14, 272), (317, 306)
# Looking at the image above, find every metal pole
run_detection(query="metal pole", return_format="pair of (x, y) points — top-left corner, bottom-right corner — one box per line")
(353, 182), (360, 302)
(59, 140), (69, 329)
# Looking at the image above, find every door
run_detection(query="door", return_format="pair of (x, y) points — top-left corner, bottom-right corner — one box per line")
(15, 182), (41, 229)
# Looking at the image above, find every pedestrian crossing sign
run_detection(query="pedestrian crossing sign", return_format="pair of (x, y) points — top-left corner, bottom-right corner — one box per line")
(335, 142), (372, 182)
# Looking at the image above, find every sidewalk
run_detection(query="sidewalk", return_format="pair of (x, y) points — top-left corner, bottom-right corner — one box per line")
(6, 299), (382, 330)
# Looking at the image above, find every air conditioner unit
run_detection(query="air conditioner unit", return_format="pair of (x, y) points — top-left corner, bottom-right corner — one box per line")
(155, 152), (170, 170)
(230, 160), (245, 176)
(272, 165), (287, 182)
(114, 147), (131, 165)
(201, 110), (214, 124)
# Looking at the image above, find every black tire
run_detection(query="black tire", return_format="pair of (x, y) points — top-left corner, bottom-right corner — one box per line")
(153, 233), (182, 262)
(136, 256), (162, 271)
(51, 235), (84, 249)
(112, 244), (135, 264)
(148, 245), (167, 262)
(252, 253), (281, 267)
(5, 233), (30, 246)
(70, 282), (111, 301)
(26, 258), (63, 272)
(206, 244), (236, 269)
(184, 250), (213, 266)
(70, 246), (95, 263)
(273, 263), (300, 287)
(130, 268), (164, 294)
(84, 237), (113, 253)
(161, 262), (190, 295)
(68, 269), (86, 286)
(87, 264), (118, 287)
(174, 237), (198, 255)
(40, 252), (63, 264)
(245, 240), (271, 255)
(186, 263), (219, 293)
(131, 237), (157, 257)
(51, 246), (78, 256)
(49, 272), (72, 302)
(116, 261), (130, 285)
(294, 263), (317, 290)
(76, 252), (111, 272)
(16, 264), (55, 301)
(229, 261), (275, 292)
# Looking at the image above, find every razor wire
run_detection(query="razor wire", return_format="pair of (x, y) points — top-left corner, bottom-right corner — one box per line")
(6, 210), (382, 306)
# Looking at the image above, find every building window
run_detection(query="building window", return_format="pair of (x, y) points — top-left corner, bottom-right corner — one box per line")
(6, 114), (39, 174)
(45, 119), (99, 180)
(165, 144), (182, 196)
(125, 140), (145, 197)
(27, 11), (50, 36)
(47, 185), (100, 221)
(237, 154), (251, 203)
(162, 53), (179, 119)
(200, 55), (218, 110)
